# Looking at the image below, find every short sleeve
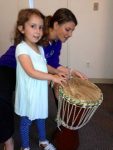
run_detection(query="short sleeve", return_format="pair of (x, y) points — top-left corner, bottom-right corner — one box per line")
(16, 42), (29, 58)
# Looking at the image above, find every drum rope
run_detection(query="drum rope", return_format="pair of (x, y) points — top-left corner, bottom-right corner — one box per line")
(73, 107), (83, 127)
(76, 107), (92, 128)
(72, 104), (77, 126)
(56, 77), (103, 130)
(57, 92), (64, 130)
(74, 106), (98, 129)
(81, 106), (98, 125)
(62, 100), (67, 122)
(66, 103), (75, 125)
(57, 95), (99, 130)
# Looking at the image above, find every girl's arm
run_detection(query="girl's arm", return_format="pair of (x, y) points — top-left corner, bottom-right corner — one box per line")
(18, 54), (66, 85)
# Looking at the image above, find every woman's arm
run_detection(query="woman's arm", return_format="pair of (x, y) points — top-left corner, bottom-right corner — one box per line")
(47, 65), (59, 74)
(57, 66), (88, 80)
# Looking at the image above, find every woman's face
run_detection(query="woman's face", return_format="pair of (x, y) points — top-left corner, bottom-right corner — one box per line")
(54, 21), (76, 43)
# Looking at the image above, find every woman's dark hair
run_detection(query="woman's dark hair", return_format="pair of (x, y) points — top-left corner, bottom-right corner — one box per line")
(50, 8), (77, 27)
(14, 8), (45, 45)
(39, 8), (78, 45)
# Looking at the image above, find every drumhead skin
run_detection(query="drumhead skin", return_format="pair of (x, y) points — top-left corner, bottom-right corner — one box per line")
(59, 77), (103, 107)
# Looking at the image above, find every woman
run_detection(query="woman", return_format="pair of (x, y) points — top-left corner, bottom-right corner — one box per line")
(39, 8), (87, 106)
(40, 8), (87, 79)
(0, 46), (16, 150)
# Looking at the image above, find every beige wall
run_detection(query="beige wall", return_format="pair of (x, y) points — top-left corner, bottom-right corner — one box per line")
(34, 0), (68, 66)
(0, 0), (113, 79)
(68, 0), (113, 78)
(0, 0), (29, 55)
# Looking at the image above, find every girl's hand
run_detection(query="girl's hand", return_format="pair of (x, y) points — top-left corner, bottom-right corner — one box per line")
(52, 75), (67, 87)
(57, 71), (67, 78)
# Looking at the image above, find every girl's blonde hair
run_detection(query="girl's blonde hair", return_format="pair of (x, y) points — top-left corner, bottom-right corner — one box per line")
(14, 8), (45, 45)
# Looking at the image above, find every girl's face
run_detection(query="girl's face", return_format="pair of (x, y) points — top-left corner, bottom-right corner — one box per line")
(54, 21), (76, 43)
(20, 14), (44, 45)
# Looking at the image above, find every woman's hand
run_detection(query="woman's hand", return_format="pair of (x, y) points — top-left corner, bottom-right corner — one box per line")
(71, 69), (88, 80)
(57, 66), (88, 80)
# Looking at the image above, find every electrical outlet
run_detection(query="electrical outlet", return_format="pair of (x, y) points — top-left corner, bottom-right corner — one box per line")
(86, 62), (90, 68)
(93, 2), (99, 11)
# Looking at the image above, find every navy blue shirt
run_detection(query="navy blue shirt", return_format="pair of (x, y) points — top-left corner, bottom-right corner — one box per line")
(0, 46), (16, 68)
(0, 40), (62, 69)
(43, 40), (62, 68)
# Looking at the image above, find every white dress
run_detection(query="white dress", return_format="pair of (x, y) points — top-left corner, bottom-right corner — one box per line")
(15, 41), (48, 120)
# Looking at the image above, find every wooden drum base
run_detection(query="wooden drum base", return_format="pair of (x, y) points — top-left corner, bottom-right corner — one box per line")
(53, 126), (79, 150)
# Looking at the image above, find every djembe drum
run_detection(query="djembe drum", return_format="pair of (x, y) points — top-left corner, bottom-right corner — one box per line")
(53, 77), (103, 150)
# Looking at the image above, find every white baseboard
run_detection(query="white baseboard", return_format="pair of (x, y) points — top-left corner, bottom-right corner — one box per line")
(89, 78), (113, 84)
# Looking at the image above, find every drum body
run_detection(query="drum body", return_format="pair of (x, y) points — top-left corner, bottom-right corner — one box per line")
(54, 125), (79, 150)
(56, 77), (103, 130)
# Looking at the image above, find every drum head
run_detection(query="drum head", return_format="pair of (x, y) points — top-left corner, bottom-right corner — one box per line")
(60, 77), (103, 106)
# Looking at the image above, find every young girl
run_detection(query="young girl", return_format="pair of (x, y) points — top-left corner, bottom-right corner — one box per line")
(14, 8), (66, 150)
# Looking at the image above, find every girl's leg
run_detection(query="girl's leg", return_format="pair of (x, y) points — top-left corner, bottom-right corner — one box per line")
(36, 119), (56, 150)
(4, 137), (14, 150)
(20, 117), (32, 149)
(35, 119), (46, 141)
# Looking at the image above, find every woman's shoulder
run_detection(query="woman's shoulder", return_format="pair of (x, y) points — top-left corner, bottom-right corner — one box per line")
(55, 39), (62, 44)
(54, 40), (62, 49)
(52, 40), (62, 49)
